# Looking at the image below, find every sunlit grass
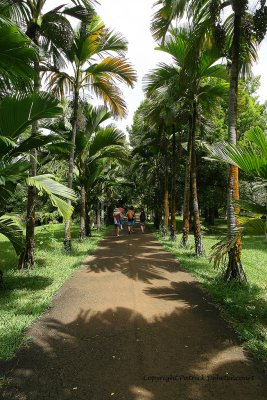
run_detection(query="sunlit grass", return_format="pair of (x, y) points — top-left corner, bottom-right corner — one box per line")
(0, 223), (110, 360)
(155, 230), (267, 361)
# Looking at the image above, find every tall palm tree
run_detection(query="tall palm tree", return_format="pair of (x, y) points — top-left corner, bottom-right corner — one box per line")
(129, 99), (166, 228)
(48, 16), (136, 249)
(75, 104), (128, 239)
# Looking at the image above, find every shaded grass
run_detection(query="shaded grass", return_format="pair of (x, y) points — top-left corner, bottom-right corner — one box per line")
(155, 230), (267, 361)
(0, 223), (110, 360)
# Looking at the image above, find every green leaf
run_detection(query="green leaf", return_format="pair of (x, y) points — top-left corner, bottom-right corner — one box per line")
(49, 194), (74, 221)
(0, 92), (63, 139)
(0, 16), (38, 91)
(0, 215), (24, 255)
(26, 175), (76, 201)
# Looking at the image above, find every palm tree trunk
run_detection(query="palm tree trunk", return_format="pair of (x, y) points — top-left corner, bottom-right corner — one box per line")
(191, 101), (204, 256)
(154, 158), (162, 229)
(163, 138), (169, 228)
(181, 124), (192, 247)
(79, 184), (86, 240)
(226, 9), (246, 282)
(85, 201), (91, 237)
(171, 127), (177, 230)
(64, 88), (79, 250)
(101, 201), (105, 226)
(18, 147), (37, 269)
(97, 203), (101, 230)
(18, 33), (39, 269)
(164, 164), (169, 227)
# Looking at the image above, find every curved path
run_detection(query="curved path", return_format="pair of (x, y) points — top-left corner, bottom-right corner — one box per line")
(1, 226), (266, 400)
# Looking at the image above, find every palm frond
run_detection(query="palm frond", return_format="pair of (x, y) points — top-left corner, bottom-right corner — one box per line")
(151, 0), (188, 41)
(206, 133), (267, 180)
(0, 17), (38, 91)
(85, 104), (112, 132)
(97, 28), (128, 57)
(90, 78), (127, 117)
(49, 194), (74, 221)
(26, 175), (76, 221)
(84, 57), (136, 87)
(0, 92), (63, 139)
(26, 175), (76, 200)
(0, 0), (31, 27)
(157, 30), (188, 66)
(143, 64), (179, 96)
(209, 233), (240, 270)
(63, 2), (96, 22)
(46, 71), (75, 98)
(89, 145), (129, 165)
(246, 127), (267, 158)
(89, 126), (125, 157)
(238, 200), (266, 216)
(0, 215), (24, 255)
(9, 133), (65, 157)
(0, 160), (30, 184)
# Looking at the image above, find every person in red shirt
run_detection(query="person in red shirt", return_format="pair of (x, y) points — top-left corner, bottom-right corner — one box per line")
(113, 205), (122, 237)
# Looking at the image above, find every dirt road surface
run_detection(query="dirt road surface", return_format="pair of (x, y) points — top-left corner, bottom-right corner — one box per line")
(1, 227), (266, 400)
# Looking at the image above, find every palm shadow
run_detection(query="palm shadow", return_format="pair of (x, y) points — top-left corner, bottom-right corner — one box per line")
(1, 306), (267, 400)
(83, 231), (182, 284)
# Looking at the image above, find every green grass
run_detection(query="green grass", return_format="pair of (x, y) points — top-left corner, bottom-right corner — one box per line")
(0, 223), (109, 360)
(155, 230), (267, 361)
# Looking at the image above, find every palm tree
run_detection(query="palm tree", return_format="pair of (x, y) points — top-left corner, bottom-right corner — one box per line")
(0, 92), (76, 261)
(48, 16), (136, 248)
(129, 99), (165, 228)
(75, 104), (128, 239)
(144, 27), (228, 255)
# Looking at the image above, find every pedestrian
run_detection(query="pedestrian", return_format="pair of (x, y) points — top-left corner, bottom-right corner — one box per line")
(126, 206), (135, 234)
(118, 206), (124, 229)
(113, 205), (122, 237)
(139, 207), (146, 234)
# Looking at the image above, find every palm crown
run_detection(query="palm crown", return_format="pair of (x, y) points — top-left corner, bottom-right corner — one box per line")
(47, 15), (137, 117)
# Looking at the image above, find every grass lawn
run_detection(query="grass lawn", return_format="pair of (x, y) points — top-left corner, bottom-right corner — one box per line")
(0, 223), (109, 360)
(155, 226), (267, 362)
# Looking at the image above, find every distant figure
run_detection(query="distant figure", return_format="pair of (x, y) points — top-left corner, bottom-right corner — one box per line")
(126, 206), (135, 234)
(113, 205), (122, 237)
(118, 206), (124, 229)
(139, 207), (146, 234)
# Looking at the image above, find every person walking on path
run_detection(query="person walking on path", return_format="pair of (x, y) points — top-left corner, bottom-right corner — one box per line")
(139, 207), (146, 234)
(118, 206), (124, 230)
(113, 205), (122, 237)
(126, 206), (135, 234)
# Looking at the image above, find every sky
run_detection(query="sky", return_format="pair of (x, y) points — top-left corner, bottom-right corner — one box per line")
(45, 0), (267, 132)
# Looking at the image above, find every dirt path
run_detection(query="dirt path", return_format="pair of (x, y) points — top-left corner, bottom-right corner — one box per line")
(0, 226), (266, 400)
